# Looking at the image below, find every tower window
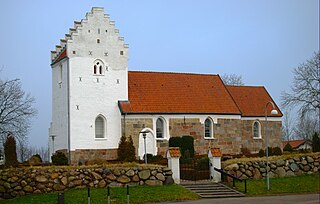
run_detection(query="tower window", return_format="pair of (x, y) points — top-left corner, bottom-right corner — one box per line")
(95, 115), (106, 138)
(97, 39), (100, 43)
(93, 60), (104, 75)
(120, 51), (124, 55)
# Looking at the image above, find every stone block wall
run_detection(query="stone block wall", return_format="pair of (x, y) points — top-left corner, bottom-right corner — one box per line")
(157, 118), (282, 156)
(121, 118), (153, 157)
(241, 120), (282, 153)
(0, 166), (174, 199)
(70, 149), (118, 165)
(223, 153), (320, 180)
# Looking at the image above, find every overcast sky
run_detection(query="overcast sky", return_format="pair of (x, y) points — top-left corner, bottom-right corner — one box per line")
(0, 0), (319, 148)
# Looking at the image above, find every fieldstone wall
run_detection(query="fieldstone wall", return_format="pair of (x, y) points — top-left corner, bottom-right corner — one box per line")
(0, 166), (174, 199)
(223, 154), (320, 180)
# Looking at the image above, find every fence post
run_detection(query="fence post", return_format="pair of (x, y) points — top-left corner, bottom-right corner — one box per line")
(107, 186), (110, 204)
(87, 187), (90, 204)
(127, 185), (129, 204)
(167, 147), (181, 184)
(58, 192), (64, 204)
(208, 148), (222, 183)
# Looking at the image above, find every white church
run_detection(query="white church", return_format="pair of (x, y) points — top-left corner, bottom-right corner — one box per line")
(49, 7), (282, 165)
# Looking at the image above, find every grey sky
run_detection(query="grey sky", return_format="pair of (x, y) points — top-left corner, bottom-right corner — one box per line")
(0, 0), (319, 148)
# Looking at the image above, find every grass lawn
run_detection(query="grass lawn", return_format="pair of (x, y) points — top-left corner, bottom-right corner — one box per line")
(233, 173), (320, 196)
(2, 184), (199, 204)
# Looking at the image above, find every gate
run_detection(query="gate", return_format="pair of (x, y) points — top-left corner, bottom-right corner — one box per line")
(180, 157), (210, 182)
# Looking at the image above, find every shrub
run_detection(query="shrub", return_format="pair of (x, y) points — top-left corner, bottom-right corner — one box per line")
(181, 136), (195, 158)
(4, 134), (18, 167)
(283, 143), (294, 152)
(258, 149), (265, 157)
(169, 136), (195, 159)
(28, 154), (42, 166)
(51, 152), (68, 165)
(117, 135), (136, 162)
(126, 136), (136, 162)
(272, 147), (282, 155)
(240, 147), (251, 157)
(145, 154), (164, 163)
(196, 157), (209, 170)
(117, 135), (127, 161)
(169, 137), (181, 147)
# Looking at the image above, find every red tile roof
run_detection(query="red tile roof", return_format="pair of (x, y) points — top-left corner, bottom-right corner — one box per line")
(51, 48), (67, 65)
(209, 148), (222, 157)
(283, 140), (306, 149)
(226, 86), (282, 117)
(167, 147), (181, 158)
(119, 71), (241, 114)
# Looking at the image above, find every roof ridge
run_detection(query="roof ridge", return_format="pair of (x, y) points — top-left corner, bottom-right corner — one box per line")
(128, 70), (219, 76)
(226, 85), (265, 88)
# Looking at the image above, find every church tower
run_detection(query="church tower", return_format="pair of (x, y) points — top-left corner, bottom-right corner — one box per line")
(49, 7), (128, 164)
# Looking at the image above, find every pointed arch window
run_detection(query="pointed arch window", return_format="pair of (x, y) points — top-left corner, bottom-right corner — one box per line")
(95, 115), (106, 138)
(204, 117), (214, 138)
(253, 121), (261, 139)
(156, 118), (165, 139)
(93, 60), (104, 75)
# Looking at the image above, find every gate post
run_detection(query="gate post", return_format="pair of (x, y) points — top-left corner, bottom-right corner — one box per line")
(208, 148), (222, 183)
(167, 147), (181, 184)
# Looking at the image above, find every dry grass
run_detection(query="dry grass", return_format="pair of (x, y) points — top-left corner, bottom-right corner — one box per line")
(1, 162), (166, 171)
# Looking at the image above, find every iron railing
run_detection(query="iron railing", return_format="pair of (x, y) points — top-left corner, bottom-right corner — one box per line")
(214, 167), (247, 193)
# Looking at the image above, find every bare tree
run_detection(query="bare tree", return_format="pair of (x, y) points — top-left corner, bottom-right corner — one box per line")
(0, 78), (37, 142)
(221, 74), (244, 86)
(281, 111), (295, 141)
(16, 138), (32, 162)
(30, 146), (49, 162)
(281, 51), (320, 132)
(295, 113), (318, 142)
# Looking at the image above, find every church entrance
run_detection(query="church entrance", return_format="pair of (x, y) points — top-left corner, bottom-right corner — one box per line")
(138, 128), (157, 159)
(180, 156), (210, 182)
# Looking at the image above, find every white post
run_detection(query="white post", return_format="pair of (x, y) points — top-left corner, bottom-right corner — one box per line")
(167, 147), (181, 184)
(208, 148), (222, 183)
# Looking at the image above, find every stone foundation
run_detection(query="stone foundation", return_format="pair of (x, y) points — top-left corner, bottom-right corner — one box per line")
(70, 149), (118, 165)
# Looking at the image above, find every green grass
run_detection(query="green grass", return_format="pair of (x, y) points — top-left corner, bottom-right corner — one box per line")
(2, 184), (199, 204)
(233, 173), (320, 196)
